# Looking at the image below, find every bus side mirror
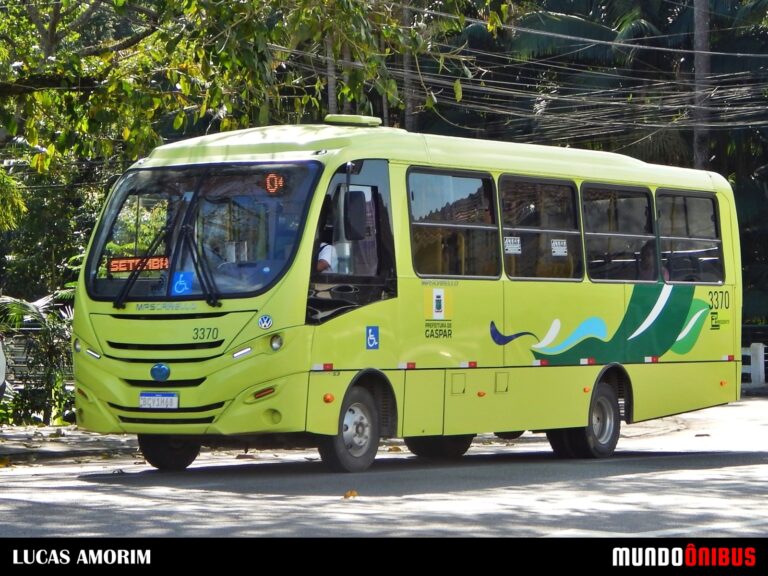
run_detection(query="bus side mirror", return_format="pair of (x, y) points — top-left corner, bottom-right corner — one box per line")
(344, 190), (366, 241)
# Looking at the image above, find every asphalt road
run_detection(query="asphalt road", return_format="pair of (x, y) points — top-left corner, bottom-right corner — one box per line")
(0, 397), (766, 538)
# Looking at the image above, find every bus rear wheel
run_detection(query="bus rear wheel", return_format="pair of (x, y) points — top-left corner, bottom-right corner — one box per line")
(318, 386), (380, 473)
(495, 431), (525, 440)
(404, 434), (475, 459)
(138, 435), (200, 471)
(548, 382), (621, 459)
(546, 429), (576, 458)
(572, 382), (621, 457)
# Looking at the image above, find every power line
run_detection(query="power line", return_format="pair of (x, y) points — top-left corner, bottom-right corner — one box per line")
(397, 2), (768, 59)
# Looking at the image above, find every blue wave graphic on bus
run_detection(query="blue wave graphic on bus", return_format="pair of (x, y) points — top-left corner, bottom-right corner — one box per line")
(531, 317), (608, 354)
(489, 321), (537, 345)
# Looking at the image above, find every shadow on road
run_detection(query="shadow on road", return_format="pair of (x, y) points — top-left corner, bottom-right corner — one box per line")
(77, 448), (768, 498)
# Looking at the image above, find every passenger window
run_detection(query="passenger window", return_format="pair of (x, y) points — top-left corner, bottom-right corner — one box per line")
(500, 177), (582, 279)
(408, 169), (500, 277)
(657, 193), (724, 283)
(582, 186), (656, 281)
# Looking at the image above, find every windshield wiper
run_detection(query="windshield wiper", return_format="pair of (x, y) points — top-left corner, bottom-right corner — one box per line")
(180, 224), (221, 308)
(112, 197), (185, 309)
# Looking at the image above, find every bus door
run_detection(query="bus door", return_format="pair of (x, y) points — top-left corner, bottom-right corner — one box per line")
(306, 159), (399, 380)
(405, 168), (505, 435)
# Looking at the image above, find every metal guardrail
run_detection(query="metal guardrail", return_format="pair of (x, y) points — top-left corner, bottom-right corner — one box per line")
(742, 343), (766, 386)
(1, 329), (72, 388)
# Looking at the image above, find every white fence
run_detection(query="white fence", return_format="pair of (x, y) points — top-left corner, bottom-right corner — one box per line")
(742, 343), (766, 387)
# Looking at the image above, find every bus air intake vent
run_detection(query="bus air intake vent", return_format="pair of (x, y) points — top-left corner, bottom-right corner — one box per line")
(107, 340), (224, 351)
(104, 354), (222, 363)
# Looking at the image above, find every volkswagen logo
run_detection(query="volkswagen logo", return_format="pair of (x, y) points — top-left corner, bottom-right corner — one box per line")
(150, 363), (171, 382)
(258, 315), (273, 330)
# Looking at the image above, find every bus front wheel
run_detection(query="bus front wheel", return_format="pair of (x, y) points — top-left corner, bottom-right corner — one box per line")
(138, 435), (200, 471)
(318, 386), (380, 473)
(404, 434), (475, 459)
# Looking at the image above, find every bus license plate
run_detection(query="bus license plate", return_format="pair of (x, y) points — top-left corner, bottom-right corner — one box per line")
(139, 392), (178, 409)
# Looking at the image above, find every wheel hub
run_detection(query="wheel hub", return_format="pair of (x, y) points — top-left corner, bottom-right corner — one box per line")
(342, 402), (372, 457)
(592, 396), (615, 445)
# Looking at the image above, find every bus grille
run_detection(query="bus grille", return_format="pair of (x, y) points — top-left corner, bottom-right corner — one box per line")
(108, 401), (224, 413)
(123, 378), (206, 388)
(118, 416), (215, 425)
(107, 340), (224, 351)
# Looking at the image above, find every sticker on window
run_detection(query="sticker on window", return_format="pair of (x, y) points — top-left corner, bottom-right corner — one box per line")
(172, 272), (194, 295)
(504, 236), (521, 255)
(551, 239), (568, 257)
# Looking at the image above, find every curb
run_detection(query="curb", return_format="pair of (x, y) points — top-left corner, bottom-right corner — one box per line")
(0, 426), (138, 464)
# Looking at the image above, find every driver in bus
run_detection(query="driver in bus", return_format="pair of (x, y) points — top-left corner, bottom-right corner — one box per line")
(317, 241), (337, 273)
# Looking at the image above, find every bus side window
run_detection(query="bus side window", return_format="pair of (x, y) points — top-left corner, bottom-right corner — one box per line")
(657, 192), (724, 283)
(582, 185), (655, 282)
(408, 169), (500, 278)
(500, 176), (582, 280)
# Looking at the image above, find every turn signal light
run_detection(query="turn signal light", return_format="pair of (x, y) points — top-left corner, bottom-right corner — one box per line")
(253, 387), (275, 400)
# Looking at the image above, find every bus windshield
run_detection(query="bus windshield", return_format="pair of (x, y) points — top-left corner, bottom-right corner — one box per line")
(86, 162), (321, 304)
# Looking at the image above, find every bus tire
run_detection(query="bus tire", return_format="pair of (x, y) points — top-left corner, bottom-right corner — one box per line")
(495, 431), (524, 440)
(404, 434), (474, 459)
(138, 435), (200, 471)
(546, 429), (576, 458)
(568, 382), (621, 458)
(318, 386), (379, 473)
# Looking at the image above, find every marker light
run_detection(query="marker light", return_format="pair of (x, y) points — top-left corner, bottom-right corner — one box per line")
(73, 339), (82, 353)
(270, 334), (283, 351)
(253, 387), (275, 400)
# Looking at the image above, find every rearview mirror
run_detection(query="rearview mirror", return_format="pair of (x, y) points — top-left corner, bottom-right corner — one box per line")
(344, 190), (366, 241)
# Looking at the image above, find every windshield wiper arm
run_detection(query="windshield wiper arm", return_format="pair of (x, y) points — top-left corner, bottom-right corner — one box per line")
(113, 222), (171, 309)
(180, 224), (221, 307)
(112, 196), (186, 309)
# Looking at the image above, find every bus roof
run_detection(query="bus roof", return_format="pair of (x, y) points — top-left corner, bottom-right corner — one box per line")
(137, 115), (724, 192)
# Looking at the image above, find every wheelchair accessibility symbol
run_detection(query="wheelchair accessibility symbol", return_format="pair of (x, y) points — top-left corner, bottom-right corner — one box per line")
(366, 326), (379, 350)
(171, 271), (194, 295)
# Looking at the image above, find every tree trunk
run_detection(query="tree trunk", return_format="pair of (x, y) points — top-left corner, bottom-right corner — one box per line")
(693, 0), (710, 169)
(325, 35), (337, 114)
(402, 2), (415, 131)
(342, 43), (352, 114)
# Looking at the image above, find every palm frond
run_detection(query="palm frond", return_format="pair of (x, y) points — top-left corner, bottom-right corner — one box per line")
(506, 11), (617, 64)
